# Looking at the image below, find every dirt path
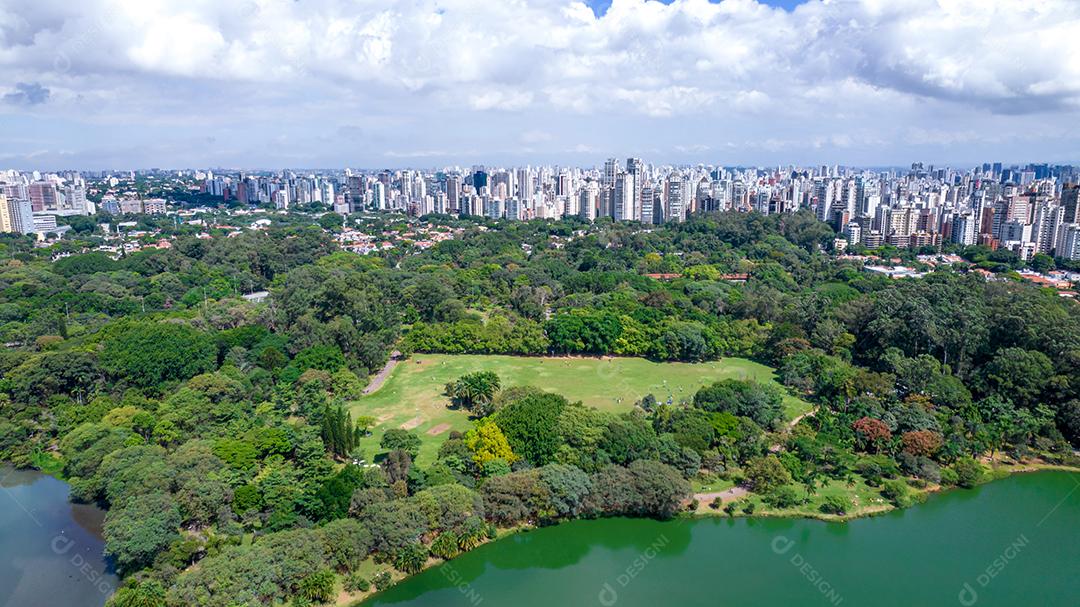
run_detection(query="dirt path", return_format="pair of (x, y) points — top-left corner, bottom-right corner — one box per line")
(363, 351), (401, 395)
(693, 486), (749, 505)
(787, 407), (819, 429)
(695, 406), (820, 504)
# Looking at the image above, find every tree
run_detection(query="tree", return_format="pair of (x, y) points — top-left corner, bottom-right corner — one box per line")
(951, 457), (985, 489)
(495, 392), (567, 465)
(297, 569), (335, 604)
(380, 429), (421, 457)
(393, 543), (429, 574)
(1058, 400), (1080, 448)
(383, 449), (412, 485)
(692, 379), (784, 428)
(819, 494), (849, 515)
(464, 420), (518, 466)
(900, 430), (943, 457)
(625, 460), (691, 518)
(430, 532), (460, 559)
(481, 469), (547, 525)
(104, 493), (181, 574)
(320, 404), (360, 458)
(744, 455), (792, 493)
(538, 463), (592, 518)
(107, 580), (167, 607)
(852, 417), (892, 453)
(445, 371), (501, 414)
(978, 348), (1053, 409)
(99, 321), (216, 389)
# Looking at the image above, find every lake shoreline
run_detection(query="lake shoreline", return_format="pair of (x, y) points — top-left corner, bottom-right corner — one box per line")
(338, 463), (1080, 606)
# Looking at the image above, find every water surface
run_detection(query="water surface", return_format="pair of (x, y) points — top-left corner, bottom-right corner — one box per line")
(0, 466), (117, 607)
(367, 471), (1080, 607)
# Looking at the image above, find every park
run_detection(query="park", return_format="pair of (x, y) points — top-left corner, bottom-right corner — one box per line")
(350, 354), (813, 465)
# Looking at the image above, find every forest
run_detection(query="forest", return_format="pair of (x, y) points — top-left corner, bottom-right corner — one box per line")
(0, 209), (1078, 606)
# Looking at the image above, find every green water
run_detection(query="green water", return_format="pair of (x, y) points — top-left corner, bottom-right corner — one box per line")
(367, 471), (1080, 607)
(0, 466), (117, 607)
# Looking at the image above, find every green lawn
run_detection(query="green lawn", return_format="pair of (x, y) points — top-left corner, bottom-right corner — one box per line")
(350, 354), (812, 466)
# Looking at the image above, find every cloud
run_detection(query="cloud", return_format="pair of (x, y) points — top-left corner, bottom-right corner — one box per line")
(1, 0), (1079, 167)
(3, 82), (50, 105)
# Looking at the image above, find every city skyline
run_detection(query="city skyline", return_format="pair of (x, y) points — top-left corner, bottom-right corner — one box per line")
(6, 158), (1080, 263)
(3, 0), (1080, 169)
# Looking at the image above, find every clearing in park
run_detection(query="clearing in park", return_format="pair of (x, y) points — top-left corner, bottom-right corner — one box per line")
(350, 354), (812, 465)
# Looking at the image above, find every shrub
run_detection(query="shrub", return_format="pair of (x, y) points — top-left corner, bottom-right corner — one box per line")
(297, 569), (335, 604)
(951, 457), (986, 488)
(819, 495), (849, 515)
(880, 479), (908, 505)
(764, 485), (802, 508)
(373, 571), (393, 591)
(343, 573), (370, 593)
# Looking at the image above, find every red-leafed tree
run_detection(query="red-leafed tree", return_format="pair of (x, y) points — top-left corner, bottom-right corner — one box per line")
(852, 417), (892, 452)
(900, 430), (943, 457)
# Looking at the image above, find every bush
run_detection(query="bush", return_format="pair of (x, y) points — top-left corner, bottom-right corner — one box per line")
(763, 485), (802, 508)
(343, 573), (370, 593)
(819, 495), (849, 515)
(297, 569), (335, 604)
(741, 501), (756, 515)
(710, 497), (723, 510)
(880, 479), (908, 505)
(939, 466), (959, 486)
(373, 571), (393, 591)
(723, 502), (737, 517)
(951, 457), (985, 489)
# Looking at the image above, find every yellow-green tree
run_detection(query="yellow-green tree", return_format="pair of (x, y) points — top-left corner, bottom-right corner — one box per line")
(464, 420), (518, 466)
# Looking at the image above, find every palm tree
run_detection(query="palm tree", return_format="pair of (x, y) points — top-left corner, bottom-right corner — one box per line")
(394, 543), (428, 574)
(430, 532), (460, 560)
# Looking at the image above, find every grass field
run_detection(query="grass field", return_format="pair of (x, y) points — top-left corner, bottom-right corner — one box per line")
(349, 354), (813, 466)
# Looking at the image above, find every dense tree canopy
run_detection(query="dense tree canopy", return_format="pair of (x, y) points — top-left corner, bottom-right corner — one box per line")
(0, 210), (1076, 607)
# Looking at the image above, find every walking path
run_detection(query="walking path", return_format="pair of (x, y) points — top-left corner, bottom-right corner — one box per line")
(362, 351), (401, 395)
(692, 406), (820, 504)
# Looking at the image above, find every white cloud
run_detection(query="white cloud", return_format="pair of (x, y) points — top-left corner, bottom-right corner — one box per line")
(0, 0), (1079, 167)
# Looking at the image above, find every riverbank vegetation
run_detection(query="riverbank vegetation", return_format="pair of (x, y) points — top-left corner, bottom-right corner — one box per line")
(0, 211), (1078, 607)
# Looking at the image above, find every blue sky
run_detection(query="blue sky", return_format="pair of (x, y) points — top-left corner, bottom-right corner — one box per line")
(1, 0), (1078, 170)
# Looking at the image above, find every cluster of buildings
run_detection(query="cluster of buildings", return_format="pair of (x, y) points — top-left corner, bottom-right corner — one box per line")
(198, 161), (1080, 260)
(0, 170), (167, 238)
(0, 170), (92, 236)
(5, 162), (1080, 261)
(827, 163), (1080, 262)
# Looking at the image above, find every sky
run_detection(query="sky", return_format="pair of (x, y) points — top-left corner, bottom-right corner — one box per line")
(1, 0), (1079, 171)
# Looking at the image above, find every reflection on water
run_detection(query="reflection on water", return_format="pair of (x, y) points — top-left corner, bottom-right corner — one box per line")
(0, 465), (117, 607)
(366, 471), (1080, 607)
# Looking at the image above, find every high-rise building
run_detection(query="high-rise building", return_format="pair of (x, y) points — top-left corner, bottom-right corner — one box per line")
(0, 194), (35, 234)
(579, 180), (599, 221)
(1062, 184), (1080, 224)
(613, 171), (637, 221)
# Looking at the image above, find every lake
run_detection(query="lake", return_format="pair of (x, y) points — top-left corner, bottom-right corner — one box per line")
(0, 466), (117, 607)
(366, 471), (1080, 607)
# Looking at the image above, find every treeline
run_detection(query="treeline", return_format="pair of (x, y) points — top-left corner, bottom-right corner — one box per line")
(0, 210), (1078, 607)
